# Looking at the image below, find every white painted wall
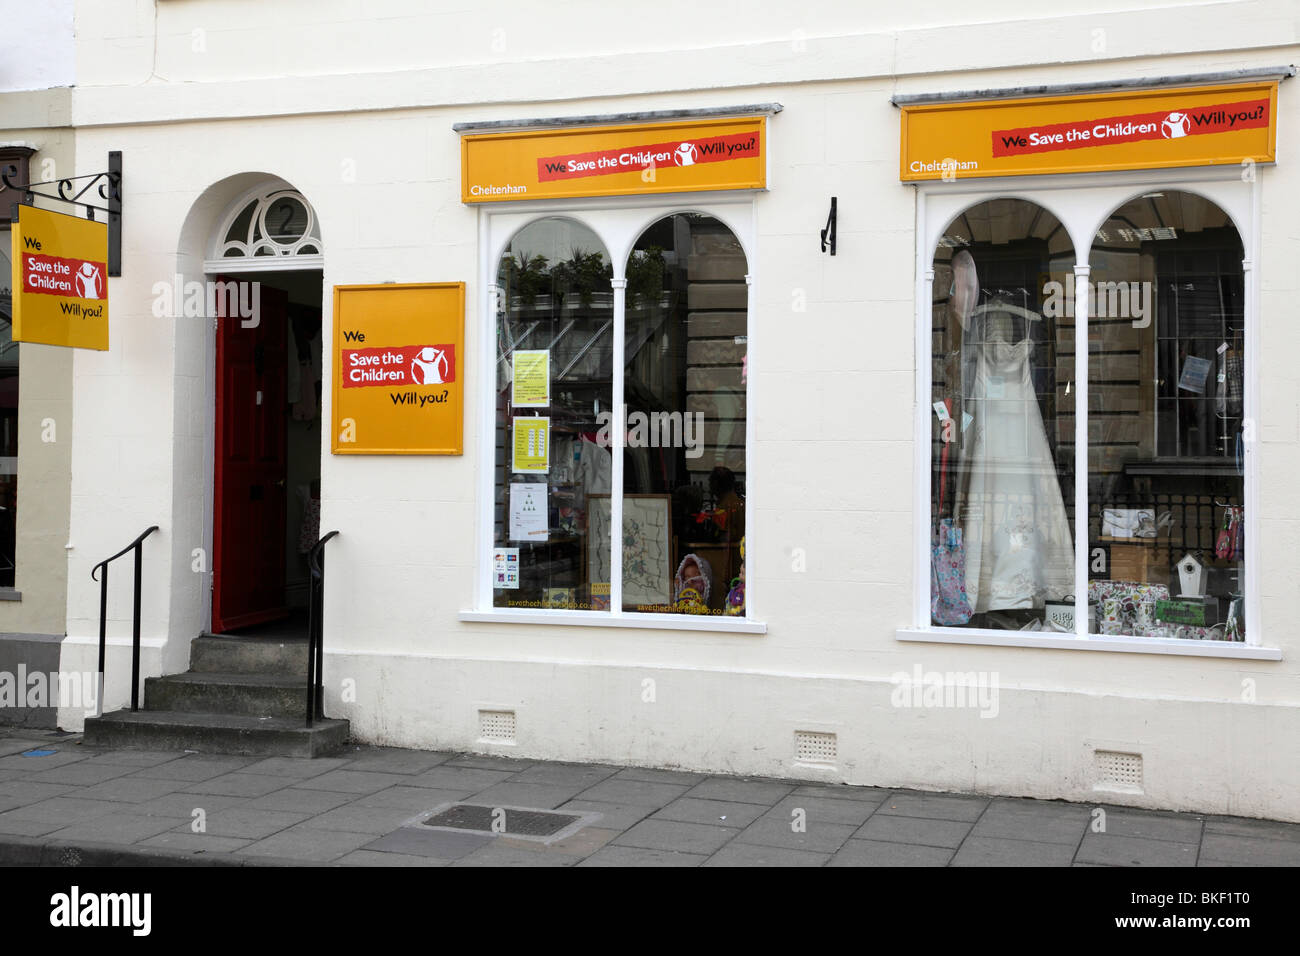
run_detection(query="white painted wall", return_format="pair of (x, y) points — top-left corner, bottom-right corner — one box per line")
(0, 0), (74, 92)
(34, 0), (1300, 819)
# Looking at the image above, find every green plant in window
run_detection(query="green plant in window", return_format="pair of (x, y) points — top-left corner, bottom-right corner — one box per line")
(552, 248), (611, 308)
(501, 251), (551, 306)
(627, 246), (666, 307)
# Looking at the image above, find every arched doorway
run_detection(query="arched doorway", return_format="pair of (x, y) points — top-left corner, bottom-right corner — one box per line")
(206, 184), (324, 634)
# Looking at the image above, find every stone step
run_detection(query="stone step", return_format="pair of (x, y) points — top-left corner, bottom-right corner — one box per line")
(144, 672), (308, 718)
(189, 634), (309, 677)
(82, 710), (349, 758)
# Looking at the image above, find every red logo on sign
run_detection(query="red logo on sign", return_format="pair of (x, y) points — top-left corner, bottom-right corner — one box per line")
(23, 253), (106, 299)
(537, 132), (760, 182)
(991, 98), (1269, 157)
(342, 344), (456, 388)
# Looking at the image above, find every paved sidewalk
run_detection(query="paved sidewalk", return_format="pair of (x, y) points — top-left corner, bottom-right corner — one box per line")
(0, 728), (1296, 867)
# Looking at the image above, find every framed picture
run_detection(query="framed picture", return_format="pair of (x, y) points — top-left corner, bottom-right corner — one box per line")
(586, 494), (673, 608)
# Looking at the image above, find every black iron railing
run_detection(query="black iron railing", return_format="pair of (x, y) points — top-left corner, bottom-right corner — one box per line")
(306, 531), (339, 727)
(90, 526), (159, 714)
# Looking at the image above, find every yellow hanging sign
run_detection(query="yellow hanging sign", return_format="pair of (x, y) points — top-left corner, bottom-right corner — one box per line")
(10, 205), (110, 350)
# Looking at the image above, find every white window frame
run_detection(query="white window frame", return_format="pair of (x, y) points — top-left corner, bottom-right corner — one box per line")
(460, 190), (765, 633)
(899, 165), (1280, 660)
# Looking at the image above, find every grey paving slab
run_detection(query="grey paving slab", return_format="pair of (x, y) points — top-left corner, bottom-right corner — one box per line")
(575, 778), (692, 808)
(828, 839), (956, 867)
(970, 800), (1092, 845)
(362, 826), (493, 860)
(0, 738), (50, 757)
(183, 772), (292, 798)
(703, 843), (831, 867)
(506, 763), (621, 789)
(82, 750), (187, 768)
(685, 777), (794, 806)
(856, 813), (973, 849)
(467, 781), (587, 810)
(735, 816), (859, 854)
(577, 845), (707, 867)
(653, 797), (769, 828)
(556, 800), (656, 831)
(350, 786), (471, 813)
(235, 823), (375, 862)
(335, 748), (455, 775)
(134, 792), (247, 819)
(1203, 816), (1300, 843)
(1076, 832), (1199, 867)
(0, 781), (76, 804)
(613, 819), (739, 854)
(335, 849), (451, 866)
(0, 750), (90, 770)
(607, 767), (708, 786)
(237, 756), (351, 778)
(131, 756), (256, 781)
(1198, 833), (1300, 866)
(69, 776), (188, 804)
(138, 831), (254, 854)
(525, 827), (620, 857)
(452, 844), (578, 866)
(297, 804), (424, 836)
(243, 788), (359, 814)
(0, 796), (122, 826)
(877, 792), (989, 822)
(444, 754), (535, 772)
(951, 836), (1077, 866)
(766, 795), (879, 828)
(24, 762), (139, 786)
(790, 784), (893, 802)
(292, 769), (411, 795)
(50, 812), (185, 846)
(190, 807), (312, 840)
(1096, 808), (1204, 844)
(0, 815), (66, 836)
(407, 766), (517, 792)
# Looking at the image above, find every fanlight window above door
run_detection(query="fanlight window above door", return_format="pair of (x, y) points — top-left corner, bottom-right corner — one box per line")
(213, 188), (322, 266)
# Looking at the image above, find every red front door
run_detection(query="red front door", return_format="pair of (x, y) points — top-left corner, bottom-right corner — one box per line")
(212, 280), (289, 633)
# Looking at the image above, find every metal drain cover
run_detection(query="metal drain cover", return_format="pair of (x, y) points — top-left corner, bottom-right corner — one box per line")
(422, 804), (581, 837)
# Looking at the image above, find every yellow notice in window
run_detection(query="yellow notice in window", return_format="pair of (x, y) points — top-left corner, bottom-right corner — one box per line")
(512, 350), (550, 407)
(512, 417), (550, 473)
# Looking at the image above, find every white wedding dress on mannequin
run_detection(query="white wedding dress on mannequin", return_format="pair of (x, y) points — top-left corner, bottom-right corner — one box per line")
(956, 300), (1074, 612)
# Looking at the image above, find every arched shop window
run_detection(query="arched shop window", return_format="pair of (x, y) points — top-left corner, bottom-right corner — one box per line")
(493, 218), (614, 612)
(622, 213), (747, 615)
(490, 211), (750, 619)
(930, 198), (1076, 631)
(1087, 191), (1246, 640)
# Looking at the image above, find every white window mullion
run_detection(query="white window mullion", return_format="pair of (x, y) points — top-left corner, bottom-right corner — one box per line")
(610, 276), (627, 617)
(1074, 262), (1091, 636)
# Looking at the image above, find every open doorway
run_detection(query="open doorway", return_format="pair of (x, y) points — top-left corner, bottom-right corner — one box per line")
(210, 269), (323, 635)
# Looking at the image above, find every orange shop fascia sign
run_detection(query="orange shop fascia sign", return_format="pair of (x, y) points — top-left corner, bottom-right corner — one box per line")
(461, 116), (766, 203)
(899, 81), (1279, 182)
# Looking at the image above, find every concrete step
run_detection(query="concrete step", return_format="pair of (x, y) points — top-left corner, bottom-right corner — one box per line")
(82, 710), (349, 758)
(144, 672), (308, 718)
(190, 634), (309, 677)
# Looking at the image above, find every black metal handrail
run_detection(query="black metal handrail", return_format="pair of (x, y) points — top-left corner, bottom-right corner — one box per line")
(90, 526), (159, 715)
(306, 531), (339, 727)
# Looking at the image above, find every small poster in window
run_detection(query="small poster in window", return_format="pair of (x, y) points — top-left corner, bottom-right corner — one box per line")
(509, 482), (549, 542)
(1178, 355), (1213, 394)
(512, 417), (550, 473)
(492, 548), (520, 589)
(512, 350), (550, 407)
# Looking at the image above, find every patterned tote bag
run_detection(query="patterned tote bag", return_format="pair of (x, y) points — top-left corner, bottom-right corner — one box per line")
(931, 518), (973, 625)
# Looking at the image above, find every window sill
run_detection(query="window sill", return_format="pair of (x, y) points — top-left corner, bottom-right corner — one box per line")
(0, 589), (20, 602)
(460, 608), (766, 634)
(896, 626), (1281, 660)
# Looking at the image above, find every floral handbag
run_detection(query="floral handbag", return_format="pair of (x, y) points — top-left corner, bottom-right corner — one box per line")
(931, 518), (973, 625)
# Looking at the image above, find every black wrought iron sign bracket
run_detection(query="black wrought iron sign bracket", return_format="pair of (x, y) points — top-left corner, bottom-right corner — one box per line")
(820, 196), (837, 256)
(1, 151), (122, 276)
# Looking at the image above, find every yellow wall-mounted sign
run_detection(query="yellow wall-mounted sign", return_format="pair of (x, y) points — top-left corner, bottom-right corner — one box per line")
(900, 81), (1279, 181)
(331, 283), (465, 455)
(461, 116), (766, 203)
(10, 205), (109, 350)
